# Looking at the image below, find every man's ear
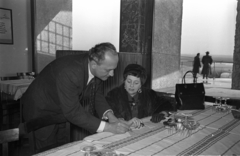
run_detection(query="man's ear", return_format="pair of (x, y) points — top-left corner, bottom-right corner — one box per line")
(90, 60), (97, 69)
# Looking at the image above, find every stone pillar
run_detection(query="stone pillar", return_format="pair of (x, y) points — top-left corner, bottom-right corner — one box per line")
(120, 0), (154, 88)
(232, 0), (240, 90)
(151, 0), (183, 90)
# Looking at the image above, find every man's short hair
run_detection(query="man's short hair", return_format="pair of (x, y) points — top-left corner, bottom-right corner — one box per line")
(88, 42), (117, 64)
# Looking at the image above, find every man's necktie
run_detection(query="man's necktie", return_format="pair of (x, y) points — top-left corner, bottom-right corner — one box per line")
(88, 78), (95, 115)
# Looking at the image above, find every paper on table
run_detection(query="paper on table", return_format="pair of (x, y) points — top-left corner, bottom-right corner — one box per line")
(84, 132), (132, 147)
(34, 141), (96, 156)
(84, 132), (114, 142)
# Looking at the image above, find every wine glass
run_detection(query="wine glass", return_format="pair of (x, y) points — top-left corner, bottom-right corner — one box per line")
(224, 98), (232, 113)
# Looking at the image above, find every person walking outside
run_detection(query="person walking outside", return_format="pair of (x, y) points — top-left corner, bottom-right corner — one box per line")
(192, 53), (201, 83)
(201, 51), (213, 83)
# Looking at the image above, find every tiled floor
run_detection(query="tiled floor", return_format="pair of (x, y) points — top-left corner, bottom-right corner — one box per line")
(2, 77), (236, 156)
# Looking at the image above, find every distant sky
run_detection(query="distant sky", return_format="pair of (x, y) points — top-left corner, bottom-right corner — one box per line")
(181, 0), (237, 56)
(73, 0), (120, 51)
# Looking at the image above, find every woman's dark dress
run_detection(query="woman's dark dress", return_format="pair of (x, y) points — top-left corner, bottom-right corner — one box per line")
(106, 84), (176, 120)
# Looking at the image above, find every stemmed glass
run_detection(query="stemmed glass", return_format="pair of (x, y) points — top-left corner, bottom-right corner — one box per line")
(213, 97), (232, 113)
(216, 97), (221, 105)
(213, 97), (221, 111)
(222, 97), (232, 113)
(222, 98), (229, 105)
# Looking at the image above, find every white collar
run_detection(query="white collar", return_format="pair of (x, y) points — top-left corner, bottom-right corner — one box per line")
(87, 63), (94, 84)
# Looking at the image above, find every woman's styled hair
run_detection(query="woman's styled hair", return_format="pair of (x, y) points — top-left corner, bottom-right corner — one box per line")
(123, 64), (147, 85)
(88, 42), (117, 64)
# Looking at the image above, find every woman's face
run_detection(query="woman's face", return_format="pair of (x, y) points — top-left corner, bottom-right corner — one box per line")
(124, 75), (141, 96)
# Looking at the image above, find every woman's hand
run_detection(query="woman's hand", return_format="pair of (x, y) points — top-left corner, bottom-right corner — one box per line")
(127, 117), (143, 129)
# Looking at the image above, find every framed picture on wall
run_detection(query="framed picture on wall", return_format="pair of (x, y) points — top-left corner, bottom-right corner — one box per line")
(0, 8), (13, 44)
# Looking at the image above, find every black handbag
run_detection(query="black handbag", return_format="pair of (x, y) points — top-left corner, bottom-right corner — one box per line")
(175, 71), (205, 110)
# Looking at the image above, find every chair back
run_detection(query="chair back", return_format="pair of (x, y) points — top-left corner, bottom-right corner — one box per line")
(0, 128), (19, 156)
(56, 50), (88, 59)
(0, 76), (21, 130)
(17, 72), (36, 79)
(0, 76), (20, 81)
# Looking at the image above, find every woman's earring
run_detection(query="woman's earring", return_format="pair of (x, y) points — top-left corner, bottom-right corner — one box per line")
(138, 88), (142, 93)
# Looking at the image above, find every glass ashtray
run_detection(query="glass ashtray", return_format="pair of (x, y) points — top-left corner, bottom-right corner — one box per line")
(213, 105), (232, 113)
(182, 120), (200, 130)
(163, 115), (200, 132)
(85, 150), (125, 156)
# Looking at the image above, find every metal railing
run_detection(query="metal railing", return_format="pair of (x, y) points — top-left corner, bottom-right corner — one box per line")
(180, 60), (233, 79)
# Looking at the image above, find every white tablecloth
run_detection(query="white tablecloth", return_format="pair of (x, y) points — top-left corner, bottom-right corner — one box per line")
(35, 104), (240, 156)
(0, 79), (33, 100)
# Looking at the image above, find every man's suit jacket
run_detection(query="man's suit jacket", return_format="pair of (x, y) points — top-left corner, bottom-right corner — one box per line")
(22, 53), (110, 133)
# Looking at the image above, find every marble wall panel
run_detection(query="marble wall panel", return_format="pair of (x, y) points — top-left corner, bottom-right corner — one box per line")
(120, 0), (153, 88)
(152, 53), (181, 89)
(152, 0), (183, 89)
(120, 0), (153, 53)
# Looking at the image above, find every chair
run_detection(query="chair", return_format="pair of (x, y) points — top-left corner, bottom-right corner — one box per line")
(0, 76), (21, 130)
(0, 114), (70, 156)
(0, 128), (18, 156)
(0, 76), (20, 81)
(17, 72), (36, 79)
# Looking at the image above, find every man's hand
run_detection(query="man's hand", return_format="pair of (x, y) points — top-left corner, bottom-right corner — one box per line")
(103, 121), (131, 134)
(105, 110), (119, 123)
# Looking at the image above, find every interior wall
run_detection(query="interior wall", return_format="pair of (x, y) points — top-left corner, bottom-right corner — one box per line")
(0, 0), (32, 77)
(35, 0), (72, 73)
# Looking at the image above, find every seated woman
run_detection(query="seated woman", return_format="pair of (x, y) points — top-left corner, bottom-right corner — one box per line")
(106, 64), (177, 125)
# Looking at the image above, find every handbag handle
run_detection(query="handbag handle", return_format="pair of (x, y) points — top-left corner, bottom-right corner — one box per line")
(182, 71), (194, 84)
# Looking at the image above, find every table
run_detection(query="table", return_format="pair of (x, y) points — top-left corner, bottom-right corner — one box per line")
(0, 79), (33, 123)
(205, 87), (240, 100)
(0, 79), (33, 100)
(34, 103), (240, 156)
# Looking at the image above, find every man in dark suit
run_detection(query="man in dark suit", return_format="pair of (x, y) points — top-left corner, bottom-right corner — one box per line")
(201, 51), (213, 83)
(22, 42), (131, 150)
